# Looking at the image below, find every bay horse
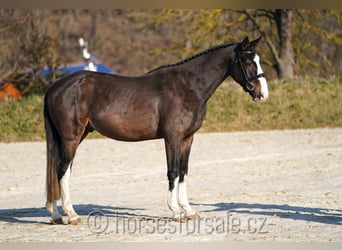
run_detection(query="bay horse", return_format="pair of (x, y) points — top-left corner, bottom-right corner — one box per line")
(44, 36), (268, 225)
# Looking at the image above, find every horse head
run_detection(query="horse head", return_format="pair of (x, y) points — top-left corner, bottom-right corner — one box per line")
(231, 36), (269, 102)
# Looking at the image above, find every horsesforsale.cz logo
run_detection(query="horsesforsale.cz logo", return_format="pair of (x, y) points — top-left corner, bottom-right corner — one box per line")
(87, 210), (109, 233)
(86, 209), (268, 235)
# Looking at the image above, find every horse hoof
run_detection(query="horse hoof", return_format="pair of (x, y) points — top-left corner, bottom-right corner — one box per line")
(186, 212), (200, 220)
(174, 216), (188, 223)
(50, 217), (64, 225)
(173, 212), (200, 223)
(68, 217), (82, 225)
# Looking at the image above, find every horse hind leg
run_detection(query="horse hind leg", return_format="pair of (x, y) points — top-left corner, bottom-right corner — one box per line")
(57, 121), (91, 224)
(60, 160), (81, 225)
(46, 201), (64, 224)
(46, 154), (81, 225)
(45, 98), (89, 225)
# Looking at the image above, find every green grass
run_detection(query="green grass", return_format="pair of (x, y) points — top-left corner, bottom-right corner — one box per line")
(202, 77), (342, 132)
(0, 95), (45, 142)
(0, 77), (341, 142)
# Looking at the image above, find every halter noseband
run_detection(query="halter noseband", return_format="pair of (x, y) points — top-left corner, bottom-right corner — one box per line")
(234, 51), (266, 91)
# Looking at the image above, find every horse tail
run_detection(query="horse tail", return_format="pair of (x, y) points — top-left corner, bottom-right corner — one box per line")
(44, 95), (61, 202)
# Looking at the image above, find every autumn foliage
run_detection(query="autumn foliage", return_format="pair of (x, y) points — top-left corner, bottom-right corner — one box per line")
(0, 10), (341, 97)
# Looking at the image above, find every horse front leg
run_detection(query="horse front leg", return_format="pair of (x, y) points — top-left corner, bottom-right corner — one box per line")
(178, 134), (200, 221)
(164, 137), (183, 221)
(164, 135), (200, 222)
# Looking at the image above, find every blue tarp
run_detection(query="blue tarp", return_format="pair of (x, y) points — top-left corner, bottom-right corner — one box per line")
(41, 58), (116, 77)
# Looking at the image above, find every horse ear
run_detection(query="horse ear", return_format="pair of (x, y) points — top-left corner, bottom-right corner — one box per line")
(250, 36), (262, 48)
(241, 36), (249, 50)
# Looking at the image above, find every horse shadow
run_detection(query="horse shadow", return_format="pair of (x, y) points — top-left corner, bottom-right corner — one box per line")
(194, 202), (342, 225)
(0, 204), (167, 225)
(1, 202), (341, 225)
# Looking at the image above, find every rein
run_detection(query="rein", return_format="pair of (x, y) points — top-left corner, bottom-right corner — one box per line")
(234, 51), (266, 91)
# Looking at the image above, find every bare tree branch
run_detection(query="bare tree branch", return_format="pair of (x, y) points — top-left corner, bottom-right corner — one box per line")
(241, 10), (280, 65)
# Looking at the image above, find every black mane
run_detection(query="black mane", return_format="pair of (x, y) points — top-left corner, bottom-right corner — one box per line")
(147, 42), (237, 74)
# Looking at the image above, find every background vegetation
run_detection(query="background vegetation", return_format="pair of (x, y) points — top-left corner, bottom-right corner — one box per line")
(0, 9), (341, 94)
(0, 10), (341, 142)
(0, 77), (341, 142)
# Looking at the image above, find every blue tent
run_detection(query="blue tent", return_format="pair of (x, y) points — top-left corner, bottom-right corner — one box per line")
(41, 56), (116, 77)
(41, 38), (117, 78)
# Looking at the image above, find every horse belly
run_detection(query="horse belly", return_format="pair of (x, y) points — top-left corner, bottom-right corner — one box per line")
(90, 111), (161, 142)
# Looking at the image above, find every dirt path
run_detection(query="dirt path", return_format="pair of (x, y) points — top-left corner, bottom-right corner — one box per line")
(0, 128), (341, 242)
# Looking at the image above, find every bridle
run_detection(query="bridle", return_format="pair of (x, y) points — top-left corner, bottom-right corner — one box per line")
(234, 51), (266, 91)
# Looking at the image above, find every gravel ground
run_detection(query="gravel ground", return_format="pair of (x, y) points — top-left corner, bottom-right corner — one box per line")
(0, 128), (341, 242)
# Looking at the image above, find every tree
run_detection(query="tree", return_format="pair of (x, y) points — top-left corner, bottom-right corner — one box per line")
(0, 10), (60, 95)
(236, 9), (294, 78)
(1, 9), (341, 96)
(293, 9), (342, 77)
(235, 9), (342, 79)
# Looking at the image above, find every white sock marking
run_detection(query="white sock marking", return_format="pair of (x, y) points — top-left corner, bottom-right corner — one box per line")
(46, 200), (61, 220)
(167, 177), (181, 218)
(60, 164), (78, 220)
(178, 175), (195, 215)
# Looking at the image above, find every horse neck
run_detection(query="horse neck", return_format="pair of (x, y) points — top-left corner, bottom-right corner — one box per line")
(177, 46), (235, 103)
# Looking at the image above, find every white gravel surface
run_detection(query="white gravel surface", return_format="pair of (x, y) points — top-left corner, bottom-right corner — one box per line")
(0, 128), (341, 242)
